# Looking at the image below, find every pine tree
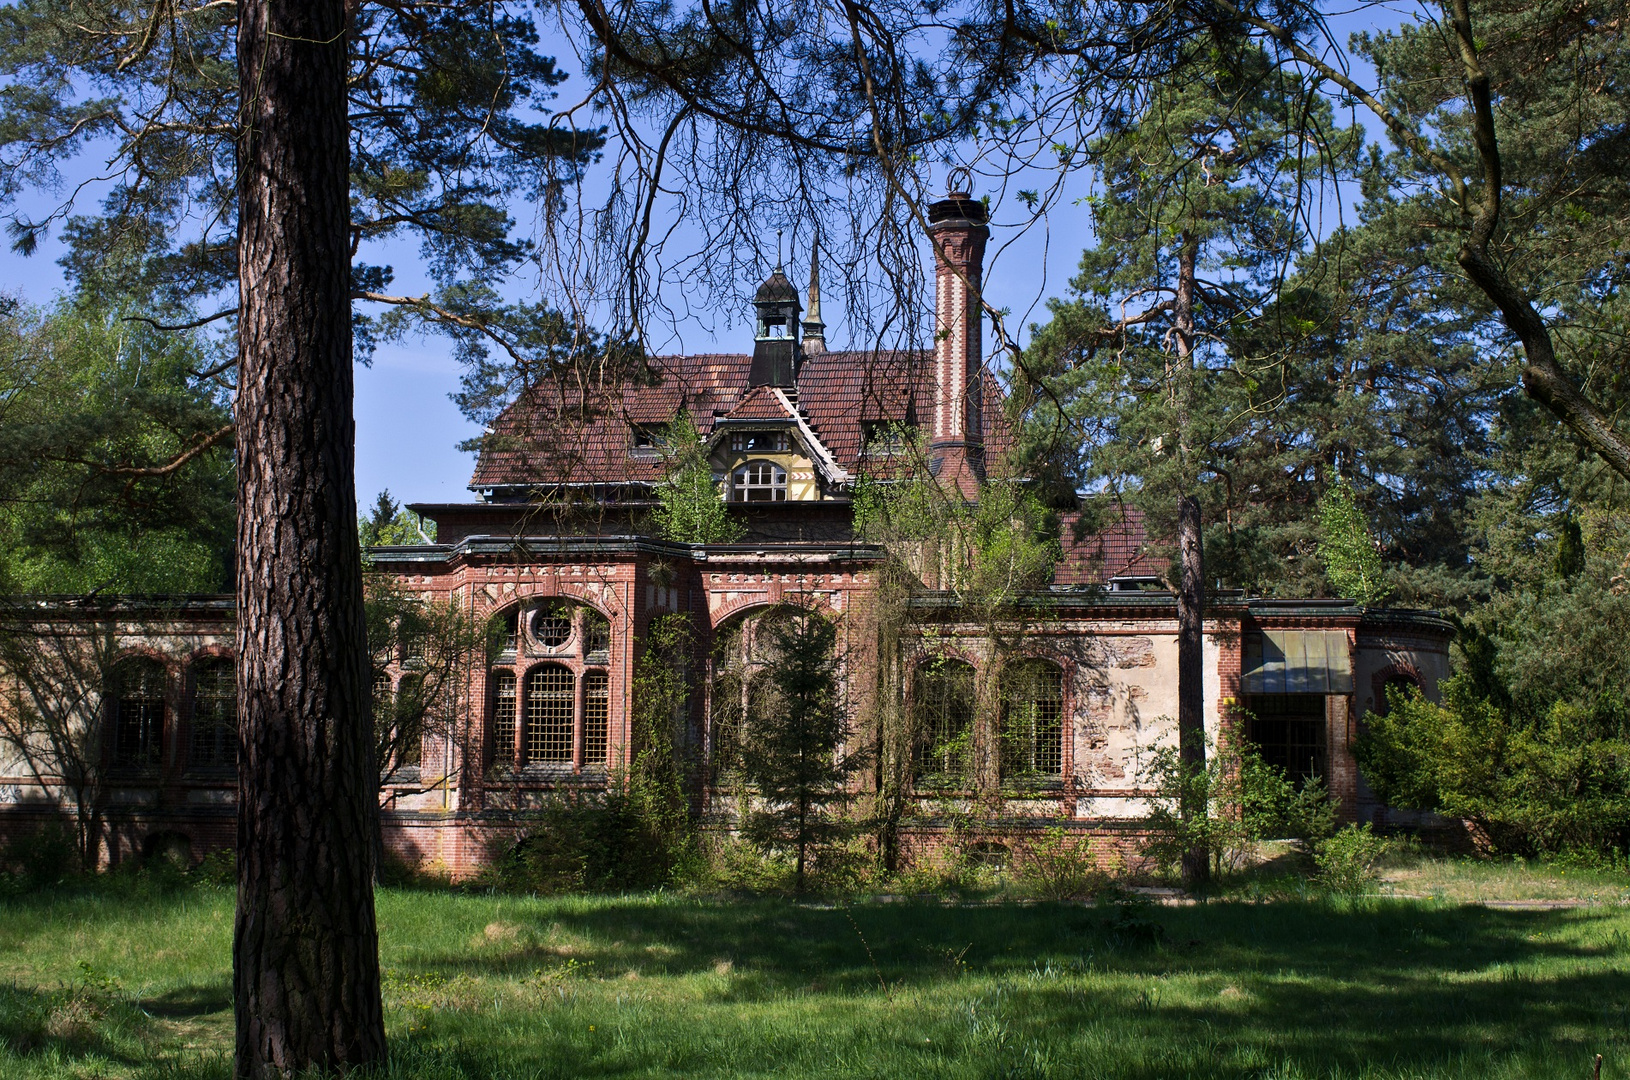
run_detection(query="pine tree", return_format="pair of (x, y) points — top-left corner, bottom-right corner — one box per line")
(739, 603), (863, 892)
(1024, 37), (1353, 887)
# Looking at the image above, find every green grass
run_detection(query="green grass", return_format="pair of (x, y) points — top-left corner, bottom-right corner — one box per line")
(4, 876), (1630, 1079)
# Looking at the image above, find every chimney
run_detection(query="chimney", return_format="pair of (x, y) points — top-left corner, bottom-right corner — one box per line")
(926, 180), (989, 499)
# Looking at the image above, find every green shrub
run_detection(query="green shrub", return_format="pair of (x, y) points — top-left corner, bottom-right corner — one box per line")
(0, 822), (80, 888)
(1015, 827), (1099, 900)
(1356, 675), (1630, 857)
(480, 783), (693, 895)
(1140, 737), (1335, 879)
(1314, 824), (1391, 894)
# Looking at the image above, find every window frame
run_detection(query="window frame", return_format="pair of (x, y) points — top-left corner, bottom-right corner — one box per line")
(186, 656), (236, 773)
(998, 660), (1065, 785)
(730, 458), (788, 502)
(111, 658), (166, 771)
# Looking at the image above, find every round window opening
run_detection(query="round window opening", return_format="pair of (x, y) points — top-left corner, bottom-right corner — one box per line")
(531, 608), (572, 648)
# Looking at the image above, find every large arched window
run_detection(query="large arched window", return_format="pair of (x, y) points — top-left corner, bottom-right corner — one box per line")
(526, 665), (575, 762)
(913, 660), (975, 782)
(1000, 660), (1064, 781)
(707, 608), (804, 781)
(731, 460), (787, 502)
(112, 658), (166, 768)
(188, 657), (235, 771)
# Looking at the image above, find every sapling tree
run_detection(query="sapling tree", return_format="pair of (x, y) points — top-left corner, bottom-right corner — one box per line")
(652, 410), (744, 545)
(740, 602), (864, 891)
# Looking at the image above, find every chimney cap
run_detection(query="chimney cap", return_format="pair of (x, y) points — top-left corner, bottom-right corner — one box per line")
(928, 195), (988, 225)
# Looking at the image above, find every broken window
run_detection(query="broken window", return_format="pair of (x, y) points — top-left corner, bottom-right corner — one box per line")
(1000, 660), (1064, 781)
(913, 660), (974, 782)
(1243, 693), (1327, 786)
(112, 658), (165, 768)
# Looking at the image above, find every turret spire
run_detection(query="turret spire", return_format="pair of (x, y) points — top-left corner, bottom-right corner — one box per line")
(801, 242), (826, 355)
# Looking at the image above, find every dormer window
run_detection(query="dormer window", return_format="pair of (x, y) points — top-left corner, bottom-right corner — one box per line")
(731, 460), (787, 502)
(631, 424), (668, 451)
(730, 431), (789, 453)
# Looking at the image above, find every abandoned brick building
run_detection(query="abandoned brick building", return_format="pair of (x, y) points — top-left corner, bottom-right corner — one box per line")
(0, 187), (1453, 874)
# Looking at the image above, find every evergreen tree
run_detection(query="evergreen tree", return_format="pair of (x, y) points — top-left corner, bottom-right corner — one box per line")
(0, 297), (234, 594)
(739, 603), (863, 892)
(1024, 38), (1354, 886)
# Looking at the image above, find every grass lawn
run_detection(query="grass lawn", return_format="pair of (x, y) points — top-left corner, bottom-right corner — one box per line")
(3, 871), (1629, 1079)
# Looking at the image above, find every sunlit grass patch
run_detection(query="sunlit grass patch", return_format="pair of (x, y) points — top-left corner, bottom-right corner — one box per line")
(2, 874), (1629, 1078)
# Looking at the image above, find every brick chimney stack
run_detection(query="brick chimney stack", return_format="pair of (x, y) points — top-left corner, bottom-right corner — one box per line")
(927, 181), (989, 499)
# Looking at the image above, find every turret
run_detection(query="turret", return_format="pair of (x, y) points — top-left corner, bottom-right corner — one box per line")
(749, 266), (801, 387)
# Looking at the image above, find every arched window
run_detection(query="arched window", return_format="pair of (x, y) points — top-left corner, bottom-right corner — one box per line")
(112, 658), (165, 768)
(491, 670), (517, 765)
(525, 665), (575, 762)
(583, 671), (610, 766)
(731, 460), (787, 502)
(188, 658), (235, 770)
(913, 660), (975, 781)
(1000, 661), (1064, 781)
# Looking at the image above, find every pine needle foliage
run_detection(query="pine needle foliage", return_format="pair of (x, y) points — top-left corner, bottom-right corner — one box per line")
(739, 602), (865, 891)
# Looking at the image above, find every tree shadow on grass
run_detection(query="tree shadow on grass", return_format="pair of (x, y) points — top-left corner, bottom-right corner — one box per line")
(393, 896), (1630, 1077)
(0, 979), (148, 1068)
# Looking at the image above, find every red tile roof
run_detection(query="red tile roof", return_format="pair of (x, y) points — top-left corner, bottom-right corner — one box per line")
(1051, 506), (1163, 585)
(469, 349), (1012, 491)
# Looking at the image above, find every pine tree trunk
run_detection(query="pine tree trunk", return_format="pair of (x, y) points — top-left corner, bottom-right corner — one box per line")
(1176, 494), (1208, 888)
(233, 2), (387, 1076)
(1172, 236), (1210, 890)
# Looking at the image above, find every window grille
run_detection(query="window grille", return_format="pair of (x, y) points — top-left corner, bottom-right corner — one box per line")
(913, 661), (974, 780)
(531, 606), (572, 648)
(491, 670), (517, 765)
(525, 666), (575, 762)
(584, 612), (611, 659)
(1000, 661), (1064, 780)
(730, 460), (787, 502)
(189, 658), (235, 769)
(1244, 694), (1327, 785)
(395, 673), (423, 767)
(113, 659), (165, 767)
(583, 671), (609, 766)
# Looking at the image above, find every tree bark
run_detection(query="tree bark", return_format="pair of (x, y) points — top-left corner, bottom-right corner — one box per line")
(1171, 236), (1209, 890)
(1175, 493), (1208, 888)
(233, 2), (387, 1076)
